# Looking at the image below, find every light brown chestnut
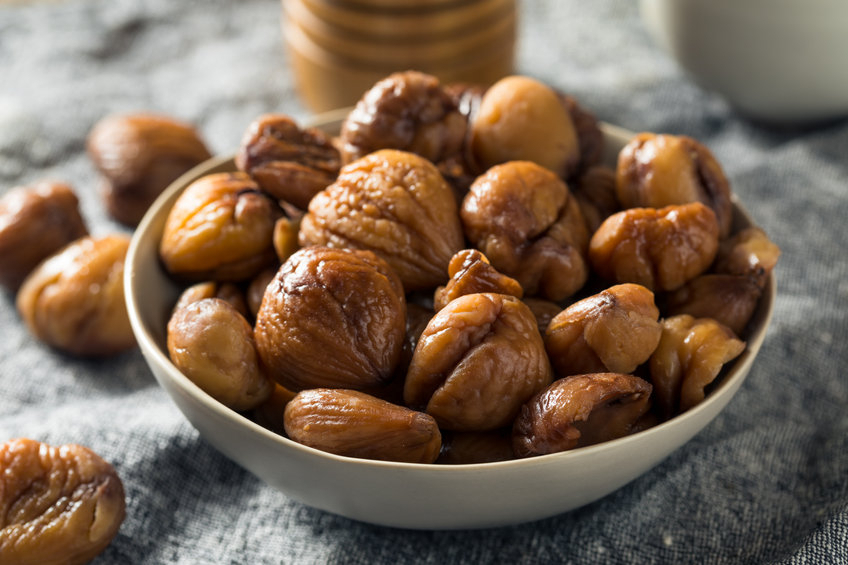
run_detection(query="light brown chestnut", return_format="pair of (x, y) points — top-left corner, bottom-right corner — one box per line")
(471, 76), (580, 178)
(545, 283), (662, 377)
(167, 298), (273, 411)
(404, 292), (552, 431)
(589, 202), (720, 292)
(0, 438), (125, 565)
(16, 235), (135, 357)
(649, 314), (746, 417)
(433, 249), (523, 311)
(159, 172), (280, 282)
(461, 160), (590, 301)
(616, 133), (733, 237)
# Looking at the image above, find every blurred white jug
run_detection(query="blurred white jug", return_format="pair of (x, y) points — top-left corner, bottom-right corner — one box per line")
(640, 0), (848, 123)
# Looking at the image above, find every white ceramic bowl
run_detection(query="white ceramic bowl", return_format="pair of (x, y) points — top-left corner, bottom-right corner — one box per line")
(640, 0), (848, 123)
(125, 112), (775, 529)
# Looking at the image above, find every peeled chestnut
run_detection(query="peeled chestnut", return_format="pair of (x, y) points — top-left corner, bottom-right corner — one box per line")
(0, 438), (125, 565)
(173, 281), (249, 319)
(235, 113), (340, 211)
(433, 249), (523, 311)
(512, 373), (653, 457)
(16, 235), (136, 357)
(338, 71), (467, 175)
(0, 181), (88, 292)
(461, 160), (589, 301)
(650, 314), (746, 417)
(616, 133), (733, 237)
(167, 298), (273, 411)
(299, 149), (465, 291)
(715, 226), (781, 288)
(159, 172), (280, 282)
(589, 202), (720, 292)
(254, 246), (407, 391)
(87, 113), (211, 226)
(284, 388), (441, 463)
(404, 292), (552, 431)
(471, 75), (580, 178)
(545, 283), (662, 377)
(664, 274), (762, 336)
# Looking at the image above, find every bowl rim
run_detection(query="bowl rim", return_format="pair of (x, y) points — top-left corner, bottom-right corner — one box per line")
(125, 114), (775, 474)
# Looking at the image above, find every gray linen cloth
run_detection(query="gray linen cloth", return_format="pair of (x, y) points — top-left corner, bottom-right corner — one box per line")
(1, 1), (847, 563)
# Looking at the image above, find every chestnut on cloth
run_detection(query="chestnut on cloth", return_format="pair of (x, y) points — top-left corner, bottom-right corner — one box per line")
(0, 0), (845, 563)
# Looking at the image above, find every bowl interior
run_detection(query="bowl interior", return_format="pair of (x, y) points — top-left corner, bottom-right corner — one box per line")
(125, 113), (774, 529)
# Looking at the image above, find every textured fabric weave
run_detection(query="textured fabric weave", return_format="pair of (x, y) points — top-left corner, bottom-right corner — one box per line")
(1, 1), (846, 563)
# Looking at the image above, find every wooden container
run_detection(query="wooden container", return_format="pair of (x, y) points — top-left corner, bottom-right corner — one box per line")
(281, 0), (517, 112)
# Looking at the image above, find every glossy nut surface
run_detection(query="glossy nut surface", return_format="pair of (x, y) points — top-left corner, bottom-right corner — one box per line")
(299, 149), (465, 291)
(649, 314), (746, 417)
(512, 373), (653, 457)
(616, 133), (733, 237)
(471, 75), (579, 177)
(159, 172), (279, 282)
(0, 181), (88, 291)
(665, 274), (762, 337)
(589, 202), (720, 292)
(173, 281), (249, 319)
(715, 226), (781, 288)
(404, 292), (552, 431)
(87, 113), (211, 226)
(545, 283), (662, 376)
(235, 113), (340, 211)
(284, 388), (441, 463)
(433, 249), (523, 311)
(0, 438), (125, 565)
(255, 246), (406, 391)
(461, 160), (589, 301)
(572, 165), (620, 234)
(339, 71), (467, 173)
(167, 298), (273, 411)
(16, 235), (135, 356)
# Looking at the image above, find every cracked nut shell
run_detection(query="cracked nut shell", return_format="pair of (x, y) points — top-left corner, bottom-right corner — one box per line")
(255, 246), (407, 391)
(0, 438), (125, 565)
(404, 292), (553, 431)
(284, 388), (441, 463)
